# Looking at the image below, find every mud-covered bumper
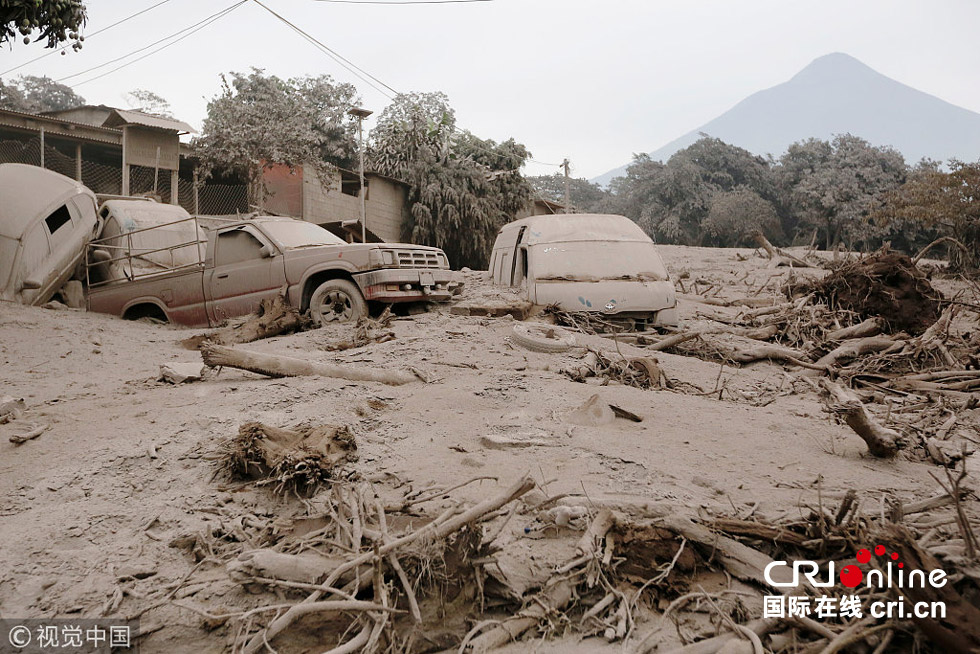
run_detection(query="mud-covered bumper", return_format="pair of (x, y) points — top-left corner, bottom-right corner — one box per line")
(354, 269), (463, 303)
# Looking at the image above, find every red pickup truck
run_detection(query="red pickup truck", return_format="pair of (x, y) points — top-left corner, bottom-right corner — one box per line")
(85, 201), (461, 328)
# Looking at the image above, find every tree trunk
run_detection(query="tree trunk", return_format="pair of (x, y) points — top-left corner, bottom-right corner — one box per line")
(821, 380), (902, 457)
(200, 343), (420, 385)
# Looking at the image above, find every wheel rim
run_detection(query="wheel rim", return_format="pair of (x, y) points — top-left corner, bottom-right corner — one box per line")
(315, 290), (354, 323)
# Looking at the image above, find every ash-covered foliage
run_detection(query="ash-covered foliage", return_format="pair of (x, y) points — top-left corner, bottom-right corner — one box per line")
(194, 69), (359, 189)
(369, 92), (532, 269)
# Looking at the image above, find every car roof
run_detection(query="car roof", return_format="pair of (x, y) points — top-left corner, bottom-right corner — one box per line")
(497, 213), (652, 245)
(0, 164), (96, 240)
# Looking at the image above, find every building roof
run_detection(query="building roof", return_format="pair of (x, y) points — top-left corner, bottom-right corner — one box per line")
(532, 196), (567, 214)
(337, 166), (408, 188)
(40, 104), (116, 119)
(102, 109), (195, 134)
(0, 107), (122, 145)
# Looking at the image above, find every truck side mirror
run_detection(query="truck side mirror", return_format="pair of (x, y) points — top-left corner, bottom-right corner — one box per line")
(259, 244), (275, 258)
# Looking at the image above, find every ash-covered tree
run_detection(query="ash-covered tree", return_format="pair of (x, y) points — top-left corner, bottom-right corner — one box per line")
(369, 92), (531, 269)
(194, 69), (359, 195)
(527, 173), (608, 212)
(778, 134), (906, 249)
(124, 89), (173, 118)
(702, 186), (782, 246)
(2, 0), (86, 50)
(873, 161), (980, 269)
(606, 136), (778, 245)
(0, 75), (85, 113)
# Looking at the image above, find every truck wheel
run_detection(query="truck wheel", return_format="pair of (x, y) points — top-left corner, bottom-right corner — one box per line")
(309, 279), (367, 325)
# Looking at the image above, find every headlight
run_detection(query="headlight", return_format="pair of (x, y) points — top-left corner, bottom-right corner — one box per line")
(382, 250), (396, 266)
(437, 252), (448, 268)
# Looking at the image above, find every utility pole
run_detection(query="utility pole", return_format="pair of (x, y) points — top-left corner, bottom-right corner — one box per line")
(349, 107), (373, 242)
(561, 158), (570, 214)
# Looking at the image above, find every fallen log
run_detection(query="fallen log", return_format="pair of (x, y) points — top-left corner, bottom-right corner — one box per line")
(821, 380), (902, 457)
(808, 335), (903, 372)
(826, 318), (883, 341)
(661, 515), (794, 590)
(678, 293), (781, 309)
(725, 341), (823, 369)
(708, 518), (807, 546)
(8, 422), (48, 444)
(200, 343), (419, 385)
(227, 549), (371, 590)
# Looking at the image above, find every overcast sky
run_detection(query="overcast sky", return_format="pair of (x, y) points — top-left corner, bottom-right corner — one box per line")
(2, 0), (978, 179)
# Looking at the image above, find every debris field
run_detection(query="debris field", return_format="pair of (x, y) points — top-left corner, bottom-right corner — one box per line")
(1, 244), (979, 654)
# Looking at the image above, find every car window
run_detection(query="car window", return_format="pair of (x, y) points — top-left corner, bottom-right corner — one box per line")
(215, 229), (265, 266)
(44, 205), (72, 235)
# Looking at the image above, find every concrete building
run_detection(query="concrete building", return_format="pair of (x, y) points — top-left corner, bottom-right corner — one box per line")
(261, 163), (411, 243)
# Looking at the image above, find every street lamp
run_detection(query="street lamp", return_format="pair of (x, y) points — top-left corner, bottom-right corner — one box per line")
(349, 107), (373, 243)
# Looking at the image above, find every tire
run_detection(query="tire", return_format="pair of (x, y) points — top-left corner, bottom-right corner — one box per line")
(309, 279), (368, 326)
(511, 323), (575, 353)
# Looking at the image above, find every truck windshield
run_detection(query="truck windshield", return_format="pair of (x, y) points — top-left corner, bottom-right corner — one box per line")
(533, 241), (669, 281)
(260, 221), (346, 248)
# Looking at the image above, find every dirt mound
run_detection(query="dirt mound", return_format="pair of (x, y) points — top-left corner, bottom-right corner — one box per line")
(812, 251), (941, 335)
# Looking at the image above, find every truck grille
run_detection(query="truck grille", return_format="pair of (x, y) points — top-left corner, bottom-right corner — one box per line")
(396, 250), (442, 268)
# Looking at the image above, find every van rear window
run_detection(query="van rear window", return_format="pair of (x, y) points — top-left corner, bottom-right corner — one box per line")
(44, 205), (72, 234)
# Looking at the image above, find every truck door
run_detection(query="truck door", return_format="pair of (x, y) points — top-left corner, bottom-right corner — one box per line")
(205, 225), (286, 324)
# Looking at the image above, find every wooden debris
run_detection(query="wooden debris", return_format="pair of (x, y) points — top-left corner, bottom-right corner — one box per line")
(8, 422), (48, 444)
(321, 307), (396, 352)
(821, 380), (903, 457)
(0, 395), (26, 424)
(752, 230), (810, 268)
(200, 342), (420, 385)
(221, 421), (356, 492)
(809, 335), (903, 371)
(450, 300), (532, 320)
(875, 523), (980, 653)
(183, 294), (310, 349)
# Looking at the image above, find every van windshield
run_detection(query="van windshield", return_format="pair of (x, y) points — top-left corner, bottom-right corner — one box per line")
(533, 241), (668, 281)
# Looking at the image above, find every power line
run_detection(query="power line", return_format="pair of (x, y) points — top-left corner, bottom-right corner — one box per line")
(69, 2), (248, 88)
(250, 0), (399, 99)
(1, 0), (176, 77)
(313, 0), (492, 3)
(59, 2), (246, 84)
(528, 157), (565, 167)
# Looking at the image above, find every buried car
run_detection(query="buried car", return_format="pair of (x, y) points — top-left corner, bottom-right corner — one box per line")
(85, 199), (461, 328)
(0, 163), (100, 306)
(489, 213), (678, 329)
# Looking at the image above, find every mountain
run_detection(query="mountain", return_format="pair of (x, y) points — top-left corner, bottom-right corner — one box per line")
(592, 53), (980, 187)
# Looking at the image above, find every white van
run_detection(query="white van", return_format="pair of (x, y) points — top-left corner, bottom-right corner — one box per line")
(0, 164), (100, 305)
(488, 213), (678, 329)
